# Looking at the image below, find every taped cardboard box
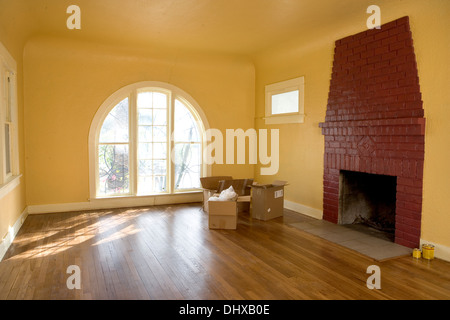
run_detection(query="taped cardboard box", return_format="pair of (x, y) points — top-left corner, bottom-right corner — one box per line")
(208, 200), (237, 230)
(200, 176), (232, 212)
(251, 181), (288, 221)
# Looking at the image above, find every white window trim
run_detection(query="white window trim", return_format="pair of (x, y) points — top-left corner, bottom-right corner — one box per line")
(88, 81), (211, 200)
(0, 41), (20, 201)
(264, 76), (305, 124)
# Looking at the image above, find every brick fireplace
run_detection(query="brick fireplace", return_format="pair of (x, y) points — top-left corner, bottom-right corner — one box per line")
(319, 16), (425, 248)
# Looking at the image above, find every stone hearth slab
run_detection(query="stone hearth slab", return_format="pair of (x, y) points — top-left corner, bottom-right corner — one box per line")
(289, 220), (412, 261)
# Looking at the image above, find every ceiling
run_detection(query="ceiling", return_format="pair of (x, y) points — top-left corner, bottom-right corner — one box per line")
(1, 0), (400, 56)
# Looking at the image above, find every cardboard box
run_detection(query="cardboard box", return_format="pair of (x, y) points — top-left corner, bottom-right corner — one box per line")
(217, 179), (253, 196)
(208, 200), (237, 230)
(217, 178), (253, 213)
(200, 176), (232, 212)
(251, 181), (288, 221)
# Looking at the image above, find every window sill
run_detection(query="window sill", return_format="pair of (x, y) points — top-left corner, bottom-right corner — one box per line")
(264, 114), (305, 125)
(89, 191), (203, 208)
(92, 189), (202, 201)
(0, 174), (22, 201)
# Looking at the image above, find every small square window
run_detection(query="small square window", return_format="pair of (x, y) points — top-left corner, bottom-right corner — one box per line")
(271, 90), (299, 115)
(265, 76), (305, 124)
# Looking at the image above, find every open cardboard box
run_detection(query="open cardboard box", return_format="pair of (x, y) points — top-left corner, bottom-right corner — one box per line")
(250, 180), (288, 221)
(200, 176), (232, 212)
(201, 177), (253, 230)
(200, 177), (253, 213)
(216, 178), (253, 213)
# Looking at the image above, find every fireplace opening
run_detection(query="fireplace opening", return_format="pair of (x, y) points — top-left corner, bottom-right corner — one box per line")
(339, 170), (397, 241)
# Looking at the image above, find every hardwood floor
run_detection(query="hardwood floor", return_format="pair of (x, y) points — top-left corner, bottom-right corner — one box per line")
(1, 203), (450, 300)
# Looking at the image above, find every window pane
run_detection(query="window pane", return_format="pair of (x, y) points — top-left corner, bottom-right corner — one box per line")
(137, 92), (153, 109)
(153, 143), (167, 159)
(138, 176), (153, 195)
(5, 124), (11, 174)
(152, 126), (166, 142)
(99, 98), (129, 143)
(138, 159), (153, 176)
(138, 91), (167, 109)
(153, 160), (167, 175)
(98, 144), (129, 195)
(6, 73), (12, 122)
(174, 143), (201, 190)
(271, 90), (299, 115)
(138, 109), (152, 125)
(138, 126), (152, 142)
(174, 100), (200, 142)
(153, 176), (166, 192)
(153, 92), (167, 109)
(152, 109), (167, 126)
(137, 159), (167, 194)
(138, 143), (152, 159)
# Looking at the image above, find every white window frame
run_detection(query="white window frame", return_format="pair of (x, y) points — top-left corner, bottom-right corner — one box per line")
(264, 76), (305, 124)
(0, 41), (20, 200)
(89, 81), (211, 200)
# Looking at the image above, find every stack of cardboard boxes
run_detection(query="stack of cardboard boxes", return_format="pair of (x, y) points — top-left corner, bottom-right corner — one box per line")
(200, 177), (288, 230)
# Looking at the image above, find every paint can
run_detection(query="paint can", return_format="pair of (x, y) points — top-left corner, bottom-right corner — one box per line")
(422, 244), (435, 260)
(412, 248), (421, 259)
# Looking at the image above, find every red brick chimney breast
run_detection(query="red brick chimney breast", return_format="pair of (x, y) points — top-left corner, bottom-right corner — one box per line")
(319, 16), (425, 248)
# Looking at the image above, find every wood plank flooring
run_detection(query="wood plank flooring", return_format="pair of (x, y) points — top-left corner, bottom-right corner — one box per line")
(1, 203), (450, 300)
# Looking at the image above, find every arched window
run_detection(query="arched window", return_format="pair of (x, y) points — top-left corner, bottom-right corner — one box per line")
(89, 82), (209, 198)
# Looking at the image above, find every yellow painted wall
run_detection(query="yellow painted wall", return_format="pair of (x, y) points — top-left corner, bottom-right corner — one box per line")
(254, 46), (329, 209)
(0, 184), (26, 240)
(254, 0), (450, 249)
(23, 36), (255, 205)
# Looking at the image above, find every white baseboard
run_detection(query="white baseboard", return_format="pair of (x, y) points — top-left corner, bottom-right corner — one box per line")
(0, 207), (28, 261)
(284, 199), (323, 220)
(27, 192), (203, 215)
(420, 239), (450, 263)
